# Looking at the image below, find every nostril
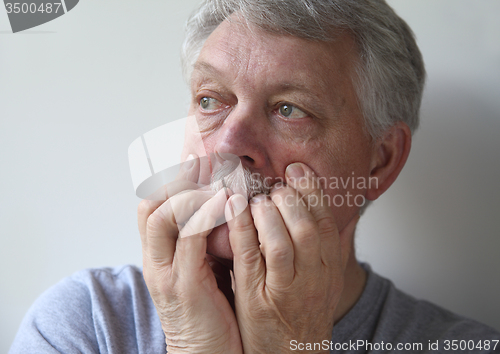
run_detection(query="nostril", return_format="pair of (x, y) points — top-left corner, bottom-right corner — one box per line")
(242, 156), (254, 164)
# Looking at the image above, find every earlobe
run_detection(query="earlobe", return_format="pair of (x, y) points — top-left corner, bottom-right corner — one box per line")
(365, 122), (412, 201)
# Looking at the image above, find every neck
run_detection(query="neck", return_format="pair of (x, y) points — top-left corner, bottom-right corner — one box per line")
(333, 248), (367, 324)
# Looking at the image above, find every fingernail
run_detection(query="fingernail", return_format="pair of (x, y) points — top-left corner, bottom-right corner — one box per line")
(286, 163), (305, 179)
(250, 194), (267, 205)
(230, 194), (248, 215)
(184, 154), (196, 170)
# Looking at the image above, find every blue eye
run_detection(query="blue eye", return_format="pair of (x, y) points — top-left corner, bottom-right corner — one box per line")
(200, 97), (220, 110)
(279, 104), (307, 119)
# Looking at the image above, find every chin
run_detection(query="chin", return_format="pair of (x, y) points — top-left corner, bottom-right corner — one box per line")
(206, 224), (234, 261)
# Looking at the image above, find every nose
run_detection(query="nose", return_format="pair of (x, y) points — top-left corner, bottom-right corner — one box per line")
(212, 105), (268, 169)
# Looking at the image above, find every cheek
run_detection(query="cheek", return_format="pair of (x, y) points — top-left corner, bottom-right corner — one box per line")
(183, 106), (225, 154)
(264, 123), (329, 167)
(316, 133), (372, 228)
(200, 136), (217, 159)
(323, 116), (373, 173)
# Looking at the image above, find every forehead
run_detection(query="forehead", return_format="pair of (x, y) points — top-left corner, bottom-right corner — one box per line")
(194, 18), (359, 94)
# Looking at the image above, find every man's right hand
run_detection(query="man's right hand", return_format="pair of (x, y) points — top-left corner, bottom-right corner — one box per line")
(137, 155), (243, 354)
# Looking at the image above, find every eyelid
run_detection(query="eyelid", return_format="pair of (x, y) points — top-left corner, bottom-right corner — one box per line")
(195, 88), (229, 104)
(275, 102), (310, 119)
(197, 94), (232, 115)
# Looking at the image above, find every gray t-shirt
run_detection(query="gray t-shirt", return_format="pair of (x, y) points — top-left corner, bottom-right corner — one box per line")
(9, 264), (500, 353)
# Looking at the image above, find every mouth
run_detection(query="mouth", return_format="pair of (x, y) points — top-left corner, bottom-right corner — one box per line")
(205, 222), (235, 261)
(207, 253), (234, 271)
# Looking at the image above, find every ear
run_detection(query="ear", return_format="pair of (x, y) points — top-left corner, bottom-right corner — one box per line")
(365, 122), (412, 201)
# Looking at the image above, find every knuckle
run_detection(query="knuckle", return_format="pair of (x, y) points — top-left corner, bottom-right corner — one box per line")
(266, 242), (293, 263)
(146, 210), (167, 234)
(293, 218), (319, 245)
(301, 187), (321, 203)
(238, 246), (262, 266)
(138, 199), (167, 220)
(316, 213), (337, 232)
(137, 199), (155, 217)
(234, 215), (255, 233)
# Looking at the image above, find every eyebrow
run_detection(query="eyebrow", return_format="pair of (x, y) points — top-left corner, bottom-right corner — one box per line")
(192, 61), (225, 81)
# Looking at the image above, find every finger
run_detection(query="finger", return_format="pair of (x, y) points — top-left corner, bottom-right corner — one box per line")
(138, 179), (202, 243)
(142, 155), (202, 201)
(269, 185), (321, 273)
(285, 163), (338, 264)
(176, 189), (228, 272)
(145, 154), (201, 200)
(248, 194), (295, 287)
(285, 163), (337, 238)
(176, 153), (200, 183)
(144, 189), (216, 266)
(178, 189), (226, 238)
(226, 194), (267, 291)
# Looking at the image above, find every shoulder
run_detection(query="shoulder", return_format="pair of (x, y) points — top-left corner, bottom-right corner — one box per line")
(33, 265), (152, 322)
(67, 264), (152, 303)
(10, 265), (165, 354)
(374, 271), (500, 352)
(336, 264), (500, 353)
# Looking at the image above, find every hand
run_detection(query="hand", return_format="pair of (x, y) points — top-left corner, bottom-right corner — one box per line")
(138, 155), (242, 354)
(226, 162), (359, 354)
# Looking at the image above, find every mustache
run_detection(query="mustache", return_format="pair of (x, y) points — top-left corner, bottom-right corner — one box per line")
(210, 160), (273, 200)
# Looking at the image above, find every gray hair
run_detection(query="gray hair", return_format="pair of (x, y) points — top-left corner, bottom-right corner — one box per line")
(181, 0), (425, 139)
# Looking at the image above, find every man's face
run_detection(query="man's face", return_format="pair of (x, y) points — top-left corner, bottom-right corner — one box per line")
(187, 18), (374, 260)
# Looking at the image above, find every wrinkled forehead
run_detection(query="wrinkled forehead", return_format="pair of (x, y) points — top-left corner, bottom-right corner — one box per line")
(193, 17), (360, 97)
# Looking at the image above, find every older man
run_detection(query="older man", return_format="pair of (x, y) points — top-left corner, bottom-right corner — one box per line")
(10, 0), (500, 353)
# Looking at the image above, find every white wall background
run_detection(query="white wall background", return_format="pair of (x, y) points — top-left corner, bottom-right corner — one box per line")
(1, 0), (499, 351)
